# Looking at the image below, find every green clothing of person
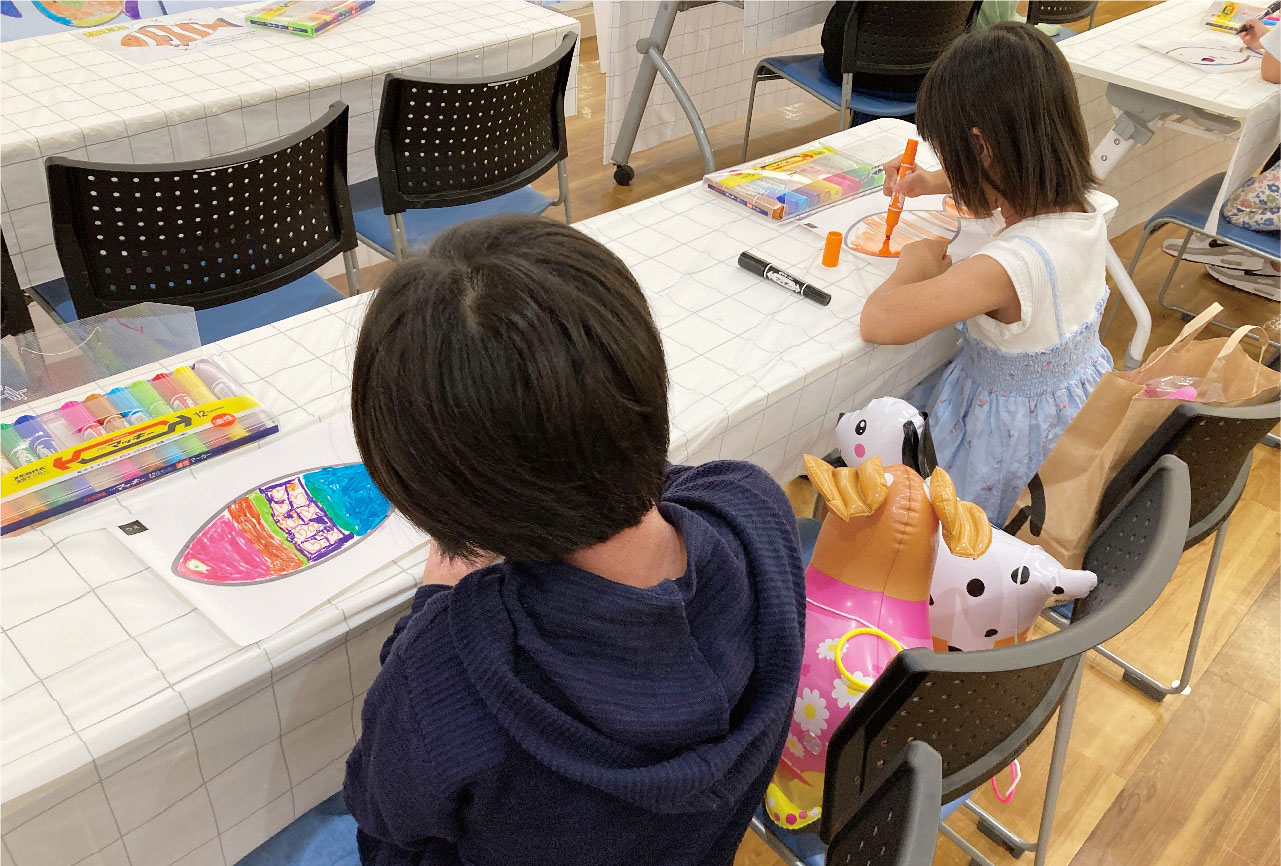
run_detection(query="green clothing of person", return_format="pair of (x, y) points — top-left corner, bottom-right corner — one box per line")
(976, 0), (1063, 36)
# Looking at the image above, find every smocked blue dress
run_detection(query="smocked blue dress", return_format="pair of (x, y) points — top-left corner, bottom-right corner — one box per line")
(909, 235), (1113, 526)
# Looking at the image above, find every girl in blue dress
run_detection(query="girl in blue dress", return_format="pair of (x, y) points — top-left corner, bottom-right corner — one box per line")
(859, 22), (1112, 525)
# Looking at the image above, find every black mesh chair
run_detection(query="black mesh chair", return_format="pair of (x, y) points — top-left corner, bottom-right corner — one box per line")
(753, 741), (943, 866)
(41, 102), (360, 345)
(1025, 1), (1098, 30)
(351, 33), (575, 261)
(756, 454), (1189, 866)
(742, 1), (981, 159)
(2, 235), (34, 338)
(1045, 400), (1281, 701)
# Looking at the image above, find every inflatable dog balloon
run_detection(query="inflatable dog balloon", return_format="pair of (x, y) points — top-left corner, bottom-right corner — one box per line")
(837, 398), (1098, 651)
(765, 455), (990, 830)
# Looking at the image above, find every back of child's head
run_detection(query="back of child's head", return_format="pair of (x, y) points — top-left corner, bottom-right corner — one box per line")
(917, 22), (1096, 219)
(351, 215), (669, 562)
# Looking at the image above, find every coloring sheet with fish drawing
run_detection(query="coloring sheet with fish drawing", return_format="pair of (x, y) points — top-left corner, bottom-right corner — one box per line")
(801, 194), (1001, 275)
(112, 415), (424, 645)
(1137, 36), (1262, 73)
(78, 13), (255, 64)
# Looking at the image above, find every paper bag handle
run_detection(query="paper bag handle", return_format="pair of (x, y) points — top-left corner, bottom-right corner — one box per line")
(1205, 324), (1271, 393)
(1141, 303), (1225, 369)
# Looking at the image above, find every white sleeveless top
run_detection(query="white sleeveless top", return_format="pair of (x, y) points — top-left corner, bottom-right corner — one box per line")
(967, 197), (1109, 353)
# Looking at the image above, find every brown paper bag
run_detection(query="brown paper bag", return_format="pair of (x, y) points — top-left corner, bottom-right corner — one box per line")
(1003, 304), (1280, 568)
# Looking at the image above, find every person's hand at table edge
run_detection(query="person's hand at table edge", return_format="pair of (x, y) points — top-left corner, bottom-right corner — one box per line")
(421, 545), (496, 587)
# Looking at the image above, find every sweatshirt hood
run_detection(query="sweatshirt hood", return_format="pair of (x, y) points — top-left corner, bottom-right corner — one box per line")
(448, 493), (803, 815)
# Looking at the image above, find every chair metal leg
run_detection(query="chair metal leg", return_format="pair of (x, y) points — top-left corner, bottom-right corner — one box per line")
(840, 73), (853, 131)
(554, 160), (572, 224)
(1095, 521), (1228, 700)
(1155, 228), (1195, 313)
(341, 249), (363, 295)
(389, 213), (409, 262)
(957, 658), (1082, 865)
(742, 68), (763, 164)
(748, 815), (807, 866)
(940, 824), (998, 866)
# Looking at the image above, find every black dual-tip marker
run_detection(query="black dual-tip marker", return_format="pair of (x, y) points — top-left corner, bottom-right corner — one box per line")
(737, 252), (831, 307)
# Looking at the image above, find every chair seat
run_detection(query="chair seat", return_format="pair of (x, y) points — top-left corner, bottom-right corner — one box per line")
(351, 181), (554, 259)
(1146, 172), (1281, 260)
(29, 272), (344, 345)
(759, 55), (918, 117)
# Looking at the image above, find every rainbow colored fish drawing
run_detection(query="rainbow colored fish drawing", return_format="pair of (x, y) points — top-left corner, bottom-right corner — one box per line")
(174, 463), (390, 586)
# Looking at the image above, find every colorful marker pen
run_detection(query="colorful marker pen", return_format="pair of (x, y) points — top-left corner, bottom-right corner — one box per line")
(128, 380), (204, 459)
(106, 387), (187, 466)
(14, 415), (95, 498)
(84, 394), (164, 472)
(174, 366), (247, 440)
(192, 359), (268, 434)
(1, 422), (55, 516)
(151, 374), (225, 450)
(59, 401), (141, 481)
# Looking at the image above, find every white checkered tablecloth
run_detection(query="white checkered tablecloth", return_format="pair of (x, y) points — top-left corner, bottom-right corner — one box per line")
(1060, 1), (1281, 234)
(0, 118), (955, 866)
(599, 0), (829, 163)
(0, 1), (580, 290)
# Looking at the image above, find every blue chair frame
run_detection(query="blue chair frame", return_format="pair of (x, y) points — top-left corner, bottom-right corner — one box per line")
(354, 33), (575, 262)
(741, 1), (981, 161)
(1114, 172), (1280, 358)
(42, 102), (360, 344)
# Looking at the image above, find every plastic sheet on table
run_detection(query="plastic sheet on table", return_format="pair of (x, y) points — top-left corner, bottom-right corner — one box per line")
(1, 303), (199, 412)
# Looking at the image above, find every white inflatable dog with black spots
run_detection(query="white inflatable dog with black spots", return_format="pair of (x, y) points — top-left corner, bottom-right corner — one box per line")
(835, 398), (1097, 651)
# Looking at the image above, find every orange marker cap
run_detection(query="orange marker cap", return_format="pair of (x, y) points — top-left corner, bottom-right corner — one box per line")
(822, 231), (842, 267)
(901, 138), (919, 168)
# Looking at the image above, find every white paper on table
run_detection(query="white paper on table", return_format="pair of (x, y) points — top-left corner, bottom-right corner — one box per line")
(799, 194), (999, 275)
(78, 14), (257, 65)
(111, 416), (424, 645)
(1137, 36), (1262, 73)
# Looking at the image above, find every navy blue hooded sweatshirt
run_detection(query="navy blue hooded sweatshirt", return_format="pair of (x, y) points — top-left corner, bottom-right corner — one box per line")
(344, 460), (805, 866)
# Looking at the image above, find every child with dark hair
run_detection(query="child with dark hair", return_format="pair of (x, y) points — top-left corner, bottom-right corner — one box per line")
(859, 23), (1112, 525)
(344, 215), (805, 866)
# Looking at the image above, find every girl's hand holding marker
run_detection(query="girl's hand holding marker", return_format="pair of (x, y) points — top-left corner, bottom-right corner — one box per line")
(880, 154), (950, 199)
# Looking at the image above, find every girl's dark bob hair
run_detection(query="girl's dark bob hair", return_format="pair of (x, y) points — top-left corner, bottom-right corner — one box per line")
(350, 215), (670, 563)
(916, 22), (1097, 220)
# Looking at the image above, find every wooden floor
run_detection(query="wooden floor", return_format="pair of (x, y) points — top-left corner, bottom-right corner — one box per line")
(333, 8), (1280, 866)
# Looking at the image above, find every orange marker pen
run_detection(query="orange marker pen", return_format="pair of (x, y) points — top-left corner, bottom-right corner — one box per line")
(880, 138), (920, 256)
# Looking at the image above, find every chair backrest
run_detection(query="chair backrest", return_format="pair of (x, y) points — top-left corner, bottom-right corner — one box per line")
(1096, 400), (1280, 545)
(373, 33), (575, 215)
(826, 741), (943, 866)
(819, 455), (1190, 841)
(46, 102), (357, 318)
(2, 234), (34, 338)
(1025, 1), (1098, 26)
(840, 1), (982, 77)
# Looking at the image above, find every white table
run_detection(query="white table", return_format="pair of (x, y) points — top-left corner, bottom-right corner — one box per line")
(1061, 1), (1280, 236)
(0, 117), (954, 866)
(598, 0), (828, 179)
(0, 1), (580, 290)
